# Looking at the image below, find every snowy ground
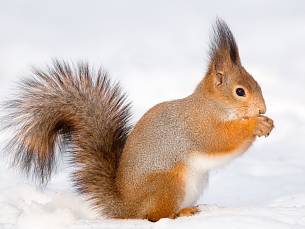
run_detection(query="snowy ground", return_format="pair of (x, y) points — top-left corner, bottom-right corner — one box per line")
(1, 0), (305, 228)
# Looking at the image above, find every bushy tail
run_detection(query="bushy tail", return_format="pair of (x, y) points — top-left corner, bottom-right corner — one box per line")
(2, 60), (131, 217)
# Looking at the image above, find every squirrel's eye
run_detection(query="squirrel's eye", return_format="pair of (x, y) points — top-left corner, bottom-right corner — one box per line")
(236, 88), (246, 97)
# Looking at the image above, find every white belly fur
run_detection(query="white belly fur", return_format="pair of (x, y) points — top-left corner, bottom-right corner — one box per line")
(180, 152), (241, 209)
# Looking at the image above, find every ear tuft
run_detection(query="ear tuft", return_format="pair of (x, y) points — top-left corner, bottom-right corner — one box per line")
(209, 18), (241, 70)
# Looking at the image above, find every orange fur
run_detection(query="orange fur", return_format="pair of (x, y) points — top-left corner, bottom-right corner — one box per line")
(205, 117), (257, 156)
(144, 163), (186, 221)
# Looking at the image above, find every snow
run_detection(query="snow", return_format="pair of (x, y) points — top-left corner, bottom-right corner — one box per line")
(3, 124), (305, 229)
(1, 0), (305, 228)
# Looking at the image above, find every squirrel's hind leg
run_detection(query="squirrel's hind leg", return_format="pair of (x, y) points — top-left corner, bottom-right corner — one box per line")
(141, 163), (186, 222)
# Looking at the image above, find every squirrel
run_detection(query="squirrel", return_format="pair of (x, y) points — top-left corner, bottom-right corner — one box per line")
(2, 19), (274, 221)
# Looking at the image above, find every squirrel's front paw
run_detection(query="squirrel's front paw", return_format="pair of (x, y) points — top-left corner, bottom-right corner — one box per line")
(254, 115), (274, 137)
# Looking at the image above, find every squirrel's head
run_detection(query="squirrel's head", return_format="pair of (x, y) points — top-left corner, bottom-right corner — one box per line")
(196, 19), (266, 120)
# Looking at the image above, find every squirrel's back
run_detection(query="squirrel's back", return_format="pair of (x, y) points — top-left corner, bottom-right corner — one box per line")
(117, 99), (190, 182)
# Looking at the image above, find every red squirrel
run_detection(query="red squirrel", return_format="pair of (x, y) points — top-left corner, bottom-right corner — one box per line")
(3, 19), (273, 221)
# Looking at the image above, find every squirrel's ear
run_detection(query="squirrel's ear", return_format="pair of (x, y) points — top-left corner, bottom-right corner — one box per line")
(208, 18), (241, 76)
